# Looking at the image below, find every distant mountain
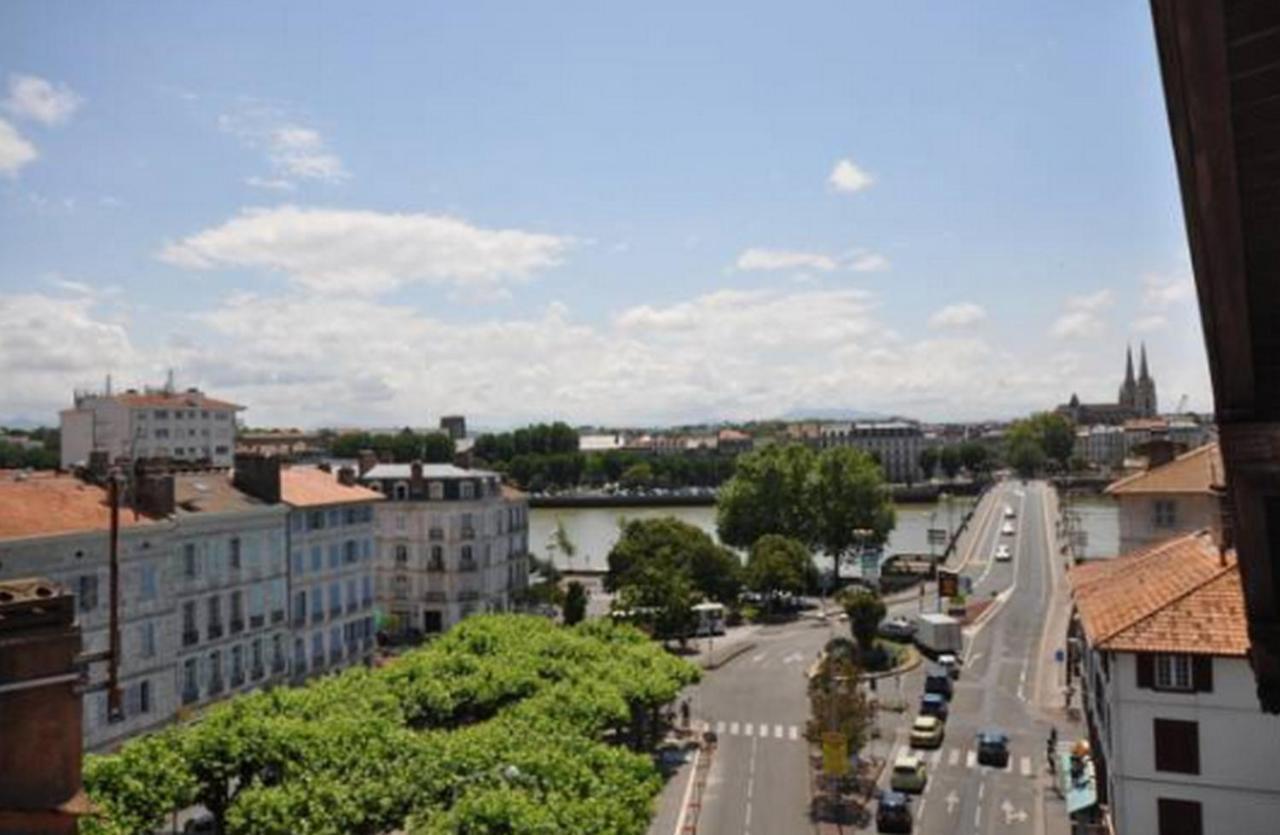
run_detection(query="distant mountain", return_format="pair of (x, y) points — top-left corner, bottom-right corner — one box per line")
(777, 407), (892, 422)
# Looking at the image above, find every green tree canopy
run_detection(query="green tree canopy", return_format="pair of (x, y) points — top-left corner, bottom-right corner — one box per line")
(619, 462), (654, 490)
(809, 447), (896, 559)
(838, 588), (886, 655)
(938, 445), (962, 479)
(744, 535), (815, 604)
(917, 447), (939, 480)
(715, 444), (817, 549)
(957, 441), (991, 476)
(605, 517), (741, 605)
(563, 581), (588, 626)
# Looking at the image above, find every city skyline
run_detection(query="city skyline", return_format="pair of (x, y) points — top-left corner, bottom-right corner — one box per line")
(1, 2), (1210, 428)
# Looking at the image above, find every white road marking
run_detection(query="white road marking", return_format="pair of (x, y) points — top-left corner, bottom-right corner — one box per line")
(966, 750), (977, 769)
(750, 653), (766, 664)
(948, 748), (961, 767)
(917, 796), (927, 824)
(789, 725), (799, 741)
(774, 724), (783, 739)
(929, 748), (942, 766)
(945, 790), (959, 814)
(670, 742), (702, 835)
(744, 723), (753, 737)
(730, 722), (739, 735)
(716, 720), (726, 735)
(1020, 756), (1032, 777)
(978, 781), (986, 801)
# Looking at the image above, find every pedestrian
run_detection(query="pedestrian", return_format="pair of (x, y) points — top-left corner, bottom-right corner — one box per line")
(680, 698), (691, 729)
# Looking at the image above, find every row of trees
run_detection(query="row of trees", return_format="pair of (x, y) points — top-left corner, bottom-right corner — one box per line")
(329, 428), (455, 463)
(472, 422), (580, 462)
(83, 615), (698, 835)
(917, 441), (992, 481)
(501, 449), (737, 492)
(0, 426), (59, 469)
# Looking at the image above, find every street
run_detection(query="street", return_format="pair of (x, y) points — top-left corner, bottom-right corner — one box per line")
(660, 479), (1078, 835)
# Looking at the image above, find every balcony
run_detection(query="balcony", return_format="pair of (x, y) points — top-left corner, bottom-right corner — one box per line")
(428, 528), (444, 541)
(427, 560), (445, 573)
(292, 613), (306, 628)
(423, 590), (447, 603)
(311, 610), (325, 625)
(346, 601), (358, 614)
(250, 614), (265, 629)
(182, 629), (199, 647)
(271, 609), (285, 624)
(329, 605), (342, 619)
(230, 618), (245, 634)
(362, 596), (373, 609)
(458, 560), (478, 573)
(207, 623), (223, 640)
(182, 687), (199, 705)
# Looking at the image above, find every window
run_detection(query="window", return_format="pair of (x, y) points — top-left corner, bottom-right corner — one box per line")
(230, 591), (245, 631)
(126, 680), (152, 716)
(154, 409), (168, 419)
(1138, 653), (1211, 693)
(293, 590), (306, 625)
(328, 582), (341, 615)
(460, 481), (475, 500)
(182, 659), (199, 703)
(328, 543), (340, 569)
(292, 549), (304, 575)
(229, 538), (242, 570)
(182, 601), (198, 645)
(395, 544), (409, 564)
(183, 543), (198, 578)
(396, 513), (406, 531)
(310, 545), (322, 572)
(78, 573), (99, 612)
(394, 482), (409, 501)
(207, 595), (222, 638)
(1157, 798), (1203, 835)
(291, 514), (304, 533)
(1154, 499), (1177, 528)
(460, 545), (476, 570)
(138, 621), (156, 658)
(328, 509), (341, 528)
(1153, 718), (1200, 774)
(308, 510), (325, 530)
(429, 482), (444, 500)
(429, 545), (444, 571)
(344, 540), (358, 563)
(1155, 655), (1193, 691)
(393, 574), (409, 599)
(138, 564), (158, 602)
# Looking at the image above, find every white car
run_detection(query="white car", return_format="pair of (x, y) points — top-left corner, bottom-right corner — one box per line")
(994, 544), (1011, 562)
(1001, 522), (1015, 536)
(1003, 505), (1016, 519)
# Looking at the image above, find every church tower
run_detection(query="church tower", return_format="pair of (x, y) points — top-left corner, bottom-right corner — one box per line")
(1136, 343), (1158, 417)
(1118, 345), (1138, 412)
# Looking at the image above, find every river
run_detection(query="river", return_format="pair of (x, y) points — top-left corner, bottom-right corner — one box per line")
(530, 496), (980, 573)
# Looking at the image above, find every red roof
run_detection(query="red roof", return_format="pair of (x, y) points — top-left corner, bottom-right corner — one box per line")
(1069, 530), (1247, 656)
(280, 467), (384, 508)
(113, 391), (242, 410)
(1104, 442), (1223, 496)
(0, 472), (156, 539)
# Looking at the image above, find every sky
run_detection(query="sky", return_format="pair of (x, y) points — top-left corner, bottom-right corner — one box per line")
(0, 1), (1210, 430)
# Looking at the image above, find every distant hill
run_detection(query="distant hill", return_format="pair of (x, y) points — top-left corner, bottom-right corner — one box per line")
(777, 407), (892, 422)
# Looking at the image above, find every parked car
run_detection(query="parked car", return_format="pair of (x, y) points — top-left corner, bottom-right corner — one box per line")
(923, 667), (953, 699)
(889, 754), (928, 793)
(183, 815), (217, 835)
(1004, 505), (1016, 519)
(1001, 522), (1016, 536)
(919, 692), (949, 721)
(909, 715), (944, 748)
(878, 616), (917, 640)
(977, 729), (1011, 767)
(876, 790), (914, 833)
(994, 544), (1011, 562)
(936, 652), (961, 679)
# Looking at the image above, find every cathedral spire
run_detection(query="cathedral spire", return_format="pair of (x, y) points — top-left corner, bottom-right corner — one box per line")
(1139, 342), (1150, 382)
(1125, 344), (1135, 385)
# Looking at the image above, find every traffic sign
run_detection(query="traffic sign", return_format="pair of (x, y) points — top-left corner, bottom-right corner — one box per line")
(822, 732), (849, 776)
(938, 570), (959, 598)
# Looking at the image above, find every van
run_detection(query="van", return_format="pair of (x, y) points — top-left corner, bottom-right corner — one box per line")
(923, 667), (953, 699)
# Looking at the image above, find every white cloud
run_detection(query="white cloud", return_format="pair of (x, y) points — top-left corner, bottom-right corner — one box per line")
(1065, 288), (1114, 312)
(735, 248), (838, 272)
(828, 158), (874, 193)
(0, 118), (37, 175)
(220, 104), (348, 184)
(1141, 273), (1194, 308)
(929, 302), (987, 329)
(157, 205), (572, 295)
(1051, 310), (1105, 340)
(734, 247), (889, 274)
(1131, 314), (1167, 332)
(4, 74), (82, 126)
(245, 176), (296, 192)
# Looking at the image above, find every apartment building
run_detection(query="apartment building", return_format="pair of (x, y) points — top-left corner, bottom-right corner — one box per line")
(61, 384), (241, 469)
(358, 462), (529, 635)
(0, 472), (175, 750)
(1104, 443), (1223, 553)
(281, 466), (381, 681)
(1069, 532), (1280, 835)
(818, 420), (926, 484)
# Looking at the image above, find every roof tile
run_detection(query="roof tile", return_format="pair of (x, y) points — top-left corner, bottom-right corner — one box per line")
(1105, 442), (1223, 496)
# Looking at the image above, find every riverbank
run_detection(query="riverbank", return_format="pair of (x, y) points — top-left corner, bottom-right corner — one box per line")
(529, 479), (985, 509)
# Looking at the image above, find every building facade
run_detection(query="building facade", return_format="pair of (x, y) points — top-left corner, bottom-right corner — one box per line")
(818, 420), (926, 484)
(1105, 443), (1223, 553)
(61, 384), (241, 469)
(1058, 345), (1159, 426)
(1070, 532), (1280, 835)
(359, 463), (529, 635)
(281, 467), (381, 682)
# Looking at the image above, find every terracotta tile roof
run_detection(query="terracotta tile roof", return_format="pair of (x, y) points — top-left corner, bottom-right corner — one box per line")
(113, 391), (242, 410)
(1104, 442), (1223, 496)
(1069, 530), (1247, 656)
(280, 467), (383, 508)
(0, 472), (155, 540)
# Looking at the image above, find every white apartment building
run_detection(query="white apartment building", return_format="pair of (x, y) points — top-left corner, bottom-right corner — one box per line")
(60, 385), (241, 470)
(818, 420), (926, 484)
(0, 472), (177, 750)
(281, 466), (381, 681)
(1105, 443), (1223, 553)
(171, 470), (290, 711)
(1070, 532), (1280, 835)
(359, 462), (529, 635)
(1076, 425), (1128, 469)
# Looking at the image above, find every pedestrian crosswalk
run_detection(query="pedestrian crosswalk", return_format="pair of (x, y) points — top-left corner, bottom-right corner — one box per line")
(696, 719), (805, 743)
(888, 744), (1038, 778)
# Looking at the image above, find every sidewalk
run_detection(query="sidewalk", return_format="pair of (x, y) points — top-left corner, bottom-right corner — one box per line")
(883, 485), (1003, 607)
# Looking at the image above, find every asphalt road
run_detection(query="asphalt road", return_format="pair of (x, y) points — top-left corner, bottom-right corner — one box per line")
(670, 478), (1070, 835)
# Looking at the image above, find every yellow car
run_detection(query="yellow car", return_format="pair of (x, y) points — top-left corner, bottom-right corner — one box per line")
(909, 715), (944, 749)
(889, 754), (928, 793)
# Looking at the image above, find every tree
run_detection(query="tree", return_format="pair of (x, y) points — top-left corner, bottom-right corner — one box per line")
(606, 517), (741, 605)
(1030, 412), (1076, 470)
(547, 519), (577, 570)
(809, 447), (896, 568)
(744, 535), (815, 612)
(563, 581), (588, 625)
(716, 444), (817, 549)
(918, 447), (939, 480)
(616, 563), (699, 645)
(1006, 421), (1047, 479)
(838, 588), (886, 657)
(805, 638), (871, 753)
(957, 441), (990, 476)
(619, 462), (654, 491)
(938, 446), (962, 480)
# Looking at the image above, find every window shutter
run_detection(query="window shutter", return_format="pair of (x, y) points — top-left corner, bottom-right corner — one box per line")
(1193, 655), (1213, 693)
(1137, 653), (1155, 689)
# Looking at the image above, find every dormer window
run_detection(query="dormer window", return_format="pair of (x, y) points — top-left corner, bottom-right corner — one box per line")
(393, 482), (409, 501)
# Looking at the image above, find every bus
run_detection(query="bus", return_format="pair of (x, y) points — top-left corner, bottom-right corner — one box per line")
(692, 602), (726, 637)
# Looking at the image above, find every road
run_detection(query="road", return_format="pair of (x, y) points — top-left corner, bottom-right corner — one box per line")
(662, 479), (1075, 835)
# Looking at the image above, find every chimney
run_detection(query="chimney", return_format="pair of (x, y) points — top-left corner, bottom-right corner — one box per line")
(0, 578), (87, 834)
(317, 461), (333, 473)
(1145, 438), (1178, 470)
(337, 466), (356, 487)
(410, 460), (424, 483)
(232, 452), (281, 504)
(132, 462), (175, 517)
(87, 450), (109, 482)
(357, 449), (377, 476)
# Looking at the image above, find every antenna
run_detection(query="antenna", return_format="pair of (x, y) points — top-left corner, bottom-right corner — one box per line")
(165, 368), (175, 394)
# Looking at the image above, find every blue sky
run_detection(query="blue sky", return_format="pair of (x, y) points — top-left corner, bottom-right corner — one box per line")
(0, 1), (1209, 428)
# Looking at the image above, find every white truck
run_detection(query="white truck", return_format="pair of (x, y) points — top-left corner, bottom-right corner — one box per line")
(915, 613), (963, 657)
